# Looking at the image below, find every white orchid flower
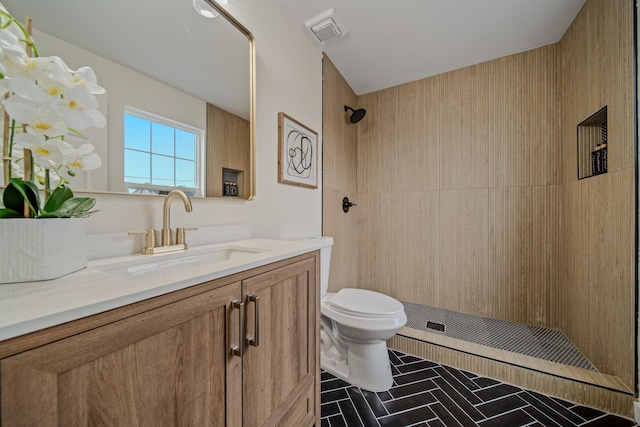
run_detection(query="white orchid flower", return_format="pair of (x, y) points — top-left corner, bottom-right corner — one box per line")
(72, 66), (105, 94)
(13, 132), (71, 169)
(65, 143), (101, 172)
(37, 56), (74, 85)
(50, 61), (104, 95)
(0, 30), (26, 80)
(0, 12), (33, 80)
(75, 142), (95, 156)
(0, 29), (25, 62)
(8, 56), (71, 95)
(8, 75), (51, 103)
(53, 84), (106, 130)
(5, 96), (69, 137)
(0, 7), (27, 51)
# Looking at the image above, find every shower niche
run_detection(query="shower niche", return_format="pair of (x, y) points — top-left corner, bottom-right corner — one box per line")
(577, 106), (608, 179)
(222, 167), (244, 198)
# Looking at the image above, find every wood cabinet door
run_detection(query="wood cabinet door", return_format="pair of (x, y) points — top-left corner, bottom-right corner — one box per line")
(1, 282), (243, 427)
(241, 256), (318, 427)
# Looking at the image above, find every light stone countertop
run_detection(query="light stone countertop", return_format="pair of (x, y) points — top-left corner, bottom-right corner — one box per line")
(0, 238), (332, 341)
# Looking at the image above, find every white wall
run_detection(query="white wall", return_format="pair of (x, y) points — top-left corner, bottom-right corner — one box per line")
(81, 0), (323, 240)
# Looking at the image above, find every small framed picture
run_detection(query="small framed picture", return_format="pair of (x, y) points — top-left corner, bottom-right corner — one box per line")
(278, 112), (318, 189)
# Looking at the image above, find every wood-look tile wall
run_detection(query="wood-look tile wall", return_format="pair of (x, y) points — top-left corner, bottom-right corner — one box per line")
(322, 0), (635, 391)
(205, 104), (250, 198)
(322, 56), (358, 291)
(558, 0), (635, 390)
(355, 45), (560, 327)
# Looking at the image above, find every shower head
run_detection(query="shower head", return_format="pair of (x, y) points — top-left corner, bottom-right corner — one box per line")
(344, 105), (366, 124)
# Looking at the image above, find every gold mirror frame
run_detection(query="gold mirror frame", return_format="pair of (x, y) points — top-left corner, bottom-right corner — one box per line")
(206, 0), (257, 200)
(0, 0), (256, 201)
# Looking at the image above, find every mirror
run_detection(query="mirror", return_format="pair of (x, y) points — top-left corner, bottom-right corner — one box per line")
(1, 0), (256, 200)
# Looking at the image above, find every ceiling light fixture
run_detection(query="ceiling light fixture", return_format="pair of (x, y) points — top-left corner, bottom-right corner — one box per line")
(193, 0), (218, 18)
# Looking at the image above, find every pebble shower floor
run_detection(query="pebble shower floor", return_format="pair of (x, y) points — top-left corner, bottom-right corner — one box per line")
(320, 349), (637, 427)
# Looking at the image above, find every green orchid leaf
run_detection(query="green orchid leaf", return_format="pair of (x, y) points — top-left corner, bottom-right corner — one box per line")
(24, 180), (41, 207)
(4, 179), (40, 216)
(42, 185), (73, 213)
(49, 197), (97, 218)
(0, 208), (21, 218)
(2, 178), (98, 219)
(2, 182), (25, 212)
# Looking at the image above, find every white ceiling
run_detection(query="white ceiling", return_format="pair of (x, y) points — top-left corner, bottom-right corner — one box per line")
(278, 0), (586, 95)
(2, 0), (587, 111)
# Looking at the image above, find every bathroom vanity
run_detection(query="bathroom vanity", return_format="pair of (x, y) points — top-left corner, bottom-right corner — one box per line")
(0, 238), (327, 426)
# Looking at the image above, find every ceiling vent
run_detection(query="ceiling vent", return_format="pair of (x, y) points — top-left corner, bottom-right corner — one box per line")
(305, 9), (347, 45)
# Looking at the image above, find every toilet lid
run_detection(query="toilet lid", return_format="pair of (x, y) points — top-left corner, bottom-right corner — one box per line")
(329, 288), (404, 316)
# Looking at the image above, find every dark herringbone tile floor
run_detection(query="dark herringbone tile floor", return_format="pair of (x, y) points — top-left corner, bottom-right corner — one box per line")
(321, 349), (637, 427)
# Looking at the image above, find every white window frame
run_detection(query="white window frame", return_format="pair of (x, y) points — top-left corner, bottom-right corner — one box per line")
(123, 106), (205, 197)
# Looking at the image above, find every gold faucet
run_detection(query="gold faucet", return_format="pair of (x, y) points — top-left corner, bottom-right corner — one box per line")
(161, 190), (192, 246)
(129, 190), (197, 254)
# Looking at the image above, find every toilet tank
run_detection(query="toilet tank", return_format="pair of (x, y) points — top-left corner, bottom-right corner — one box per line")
(320, 241), (332, 296)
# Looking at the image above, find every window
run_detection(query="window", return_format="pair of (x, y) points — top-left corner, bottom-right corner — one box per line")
(123, 107), (204, 197)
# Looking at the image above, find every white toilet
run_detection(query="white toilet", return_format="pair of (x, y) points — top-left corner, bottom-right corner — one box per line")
(319, 240), (407, 392)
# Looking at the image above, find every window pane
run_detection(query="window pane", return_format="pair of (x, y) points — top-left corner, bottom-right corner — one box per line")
(152, 122), (174, 156)
(123, 108), (203, 196)
(176, 129), (196, 160)
(124, 115), (150, 151)
(152, 154), (174, 186)
(176, 159), (196, 188)
(124, 149), (150, 183)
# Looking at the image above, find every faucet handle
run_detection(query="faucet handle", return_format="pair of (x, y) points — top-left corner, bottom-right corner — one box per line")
(176, 227), (198, 247)
(128, 229), (157, 254)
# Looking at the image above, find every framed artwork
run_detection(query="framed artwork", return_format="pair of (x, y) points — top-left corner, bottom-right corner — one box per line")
(278, 112), (318, 189)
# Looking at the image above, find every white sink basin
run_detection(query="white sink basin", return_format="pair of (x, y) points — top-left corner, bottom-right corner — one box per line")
(97, 245), (268, 279)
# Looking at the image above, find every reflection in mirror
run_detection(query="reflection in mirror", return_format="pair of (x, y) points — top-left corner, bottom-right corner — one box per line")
(1, 0), (255, 199)
(206, 104), (250, 198)
(124, 107), (204, 197)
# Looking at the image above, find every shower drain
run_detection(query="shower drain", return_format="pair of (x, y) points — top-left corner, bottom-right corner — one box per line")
(426, 321), (445, 332)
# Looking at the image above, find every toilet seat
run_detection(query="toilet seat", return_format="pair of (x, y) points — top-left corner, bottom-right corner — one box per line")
(321, 289), (407, 334)
(328, 288), (404, 318)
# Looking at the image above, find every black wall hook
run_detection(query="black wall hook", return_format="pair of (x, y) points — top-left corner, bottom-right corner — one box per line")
(342, 197), (357, 213)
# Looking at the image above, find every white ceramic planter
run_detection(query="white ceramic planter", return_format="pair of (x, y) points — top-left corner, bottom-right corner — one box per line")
(0, 218), (87, 284)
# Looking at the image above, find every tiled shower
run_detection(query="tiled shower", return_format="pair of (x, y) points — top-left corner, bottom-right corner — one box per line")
(322, 0), (635, 417)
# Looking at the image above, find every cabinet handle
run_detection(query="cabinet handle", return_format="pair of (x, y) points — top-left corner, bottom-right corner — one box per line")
(231, 300), (244, 357)
(247, 294), (260, 347)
